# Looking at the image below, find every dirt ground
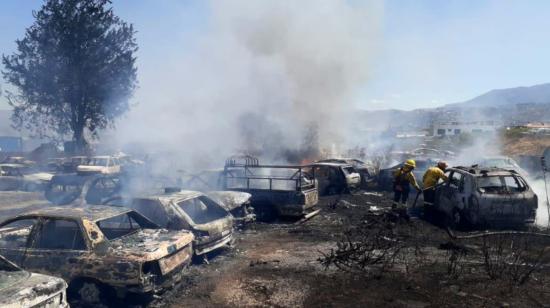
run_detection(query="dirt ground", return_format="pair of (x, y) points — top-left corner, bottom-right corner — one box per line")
(152, 192), (550, 308)
(3, 191), (550, 307)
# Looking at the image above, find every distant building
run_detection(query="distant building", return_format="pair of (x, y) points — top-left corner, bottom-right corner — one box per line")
(432, 121), (501, 136)
(524, 122), (550, 129)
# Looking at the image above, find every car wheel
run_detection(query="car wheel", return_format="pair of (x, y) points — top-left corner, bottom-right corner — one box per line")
(69, 279), (112, 307)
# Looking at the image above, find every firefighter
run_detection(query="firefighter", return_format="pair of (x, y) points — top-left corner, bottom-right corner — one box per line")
(422, 161), (449, 207)
(393, 159), (421, 210)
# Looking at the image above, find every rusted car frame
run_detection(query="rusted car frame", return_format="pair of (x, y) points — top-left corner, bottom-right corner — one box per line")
(0, 254), (69, 307)
(0, 206), (194, 305)
(307, 162), (361, 195)
(434, 166), (538, 228)
(122, 190), (234, 256)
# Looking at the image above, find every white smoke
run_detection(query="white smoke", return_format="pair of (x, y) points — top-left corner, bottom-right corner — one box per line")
(106, 0), (381, 172)
(531, 178), (549, 227)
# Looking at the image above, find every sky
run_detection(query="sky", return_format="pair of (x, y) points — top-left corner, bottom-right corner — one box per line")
(1, 0), (550, 111)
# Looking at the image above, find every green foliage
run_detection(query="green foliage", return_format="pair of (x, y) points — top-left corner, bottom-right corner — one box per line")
(2, 0), (137, 150)
(503, 127), (530, 139)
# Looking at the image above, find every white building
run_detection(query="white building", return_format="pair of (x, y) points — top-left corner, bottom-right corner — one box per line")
(432, 120), (501, 136)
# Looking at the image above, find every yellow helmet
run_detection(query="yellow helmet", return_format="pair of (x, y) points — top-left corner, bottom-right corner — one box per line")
(404, 159), (416, 168)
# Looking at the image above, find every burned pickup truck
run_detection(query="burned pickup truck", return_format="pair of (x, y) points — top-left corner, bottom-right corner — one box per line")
(0, 206), (194, 305)
(221, 156), (318, 220)
(434, 166), (538, 228)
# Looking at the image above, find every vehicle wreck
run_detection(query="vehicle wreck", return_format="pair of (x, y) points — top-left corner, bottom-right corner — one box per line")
(0, 206), (194, 305)
(205, 190), (256, 225)
(119, 190), (234, 256)
(0, 254), (69, 308)
(221, 155), (319, 220)
(0, 164), (53, 191)
(308, 162), (361, 195)
(434, 166), (538, 228)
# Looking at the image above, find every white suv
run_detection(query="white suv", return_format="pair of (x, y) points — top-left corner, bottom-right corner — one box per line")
(76, 156), (121, 175)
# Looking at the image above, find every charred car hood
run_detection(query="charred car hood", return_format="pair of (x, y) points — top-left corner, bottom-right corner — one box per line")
(0, 271), (67, 307)
(193, 216), (233, 235)
(206, 191), (252, 211)
(108, 229), (194, 261)
(24, 172), (54, 182)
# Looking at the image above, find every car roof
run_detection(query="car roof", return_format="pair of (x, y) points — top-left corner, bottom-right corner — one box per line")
(309, 162), (352, 167)
(13, 205), (131, 222)
(135, 190), (204, 203)
(451, 166), (519, 177)
(0, 163), (25, 168)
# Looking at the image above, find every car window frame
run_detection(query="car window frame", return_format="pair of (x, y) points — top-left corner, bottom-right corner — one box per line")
(29, 217), (89, 251)
(0, 217), (40, 251)
(448, 171), (463, 189)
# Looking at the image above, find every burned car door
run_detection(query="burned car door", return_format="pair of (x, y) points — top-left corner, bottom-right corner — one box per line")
(314, 166), (330, 194)
(500, 176), (528, 218)
(21, 218), (90, 276)
(0, 218), (39, 265)
(455, 174), (470, 211)
(436, 171), (463, 214)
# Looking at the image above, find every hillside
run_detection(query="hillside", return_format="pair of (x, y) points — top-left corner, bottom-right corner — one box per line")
(447, 83), (550, 109)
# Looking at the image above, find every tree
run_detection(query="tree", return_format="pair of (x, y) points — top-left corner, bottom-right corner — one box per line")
(2, 0), (137, 152)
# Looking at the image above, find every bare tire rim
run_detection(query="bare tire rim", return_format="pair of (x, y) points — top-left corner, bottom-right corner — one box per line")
(79, 282), (101, 303)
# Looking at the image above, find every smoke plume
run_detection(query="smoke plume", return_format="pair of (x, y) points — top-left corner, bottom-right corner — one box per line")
(107, 0), (380, 171)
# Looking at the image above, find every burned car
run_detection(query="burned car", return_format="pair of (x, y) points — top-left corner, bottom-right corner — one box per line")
(317, 158), (377, 185)
(308, 162), (361, 195)
(434, 166), (537, 228)
(118, 190), (234, 256)
(1, 156), (36, 167)
(0, 254), (69, 308)
(0, 164), (54, 191)
(0, 206), (194, 305)
(205, 191), (256, 225)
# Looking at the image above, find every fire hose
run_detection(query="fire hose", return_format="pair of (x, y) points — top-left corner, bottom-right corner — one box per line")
(446, 227), (550, 240)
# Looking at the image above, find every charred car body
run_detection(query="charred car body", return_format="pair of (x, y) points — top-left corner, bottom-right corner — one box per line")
(317, 158), (376, 185)
(0, 206), (194, 305)
(205, 191), (255, 225)
(0, 254), (69, 308)
(0, 164), (53, 191)
(308, 162), (361, 195)
(1, 156), (36, 167)
(222, 155), (318, 219)
(118, 190), (234, 256)
(434, 166), (537, 228)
